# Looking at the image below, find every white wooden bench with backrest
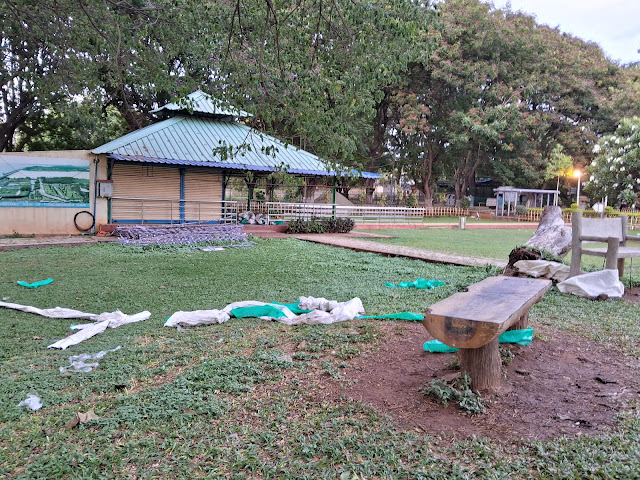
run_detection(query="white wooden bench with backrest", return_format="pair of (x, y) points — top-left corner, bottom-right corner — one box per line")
(569, 212), (640, 278)
(423, 276), (552, 393)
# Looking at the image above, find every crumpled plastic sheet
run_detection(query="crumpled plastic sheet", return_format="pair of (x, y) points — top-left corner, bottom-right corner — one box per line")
(557, 269), (624, 299)
(60, 346), (122, 373)
(17, 394), (42, 411)
(0, 301), (98, 319)
(513, 260), (572, 282)
(17, 278), (54, 289)
(0, 301), (150, 349)
(48, 311), (151, 349)
(165, 296), (365, 328)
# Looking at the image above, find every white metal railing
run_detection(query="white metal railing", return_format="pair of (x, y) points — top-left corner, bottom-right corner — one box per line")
(111, 197), (238, 224)
(264, 202), (429, 223)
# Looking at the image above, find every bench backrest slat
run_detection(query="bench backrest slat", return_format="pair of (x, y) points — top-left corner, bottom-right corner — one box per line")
(580, 217), (624, 241)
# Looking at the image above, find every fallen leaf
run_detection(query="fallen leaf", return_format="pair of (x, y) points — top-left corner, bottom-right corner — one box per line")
(77, 410), (99, 423)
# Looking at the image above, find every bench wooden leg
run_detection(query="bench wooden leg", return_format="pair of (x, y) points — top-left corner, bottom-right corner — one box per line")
(457, 337), (501, 392)
(617, 258), (625, 278)
(508, 311), (529, 331)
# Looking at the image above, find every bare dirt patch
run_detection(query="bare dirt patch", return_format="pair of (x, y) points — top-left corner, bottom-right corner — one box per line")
(624, 286), (640, 303)
(321, 320), (640, 442)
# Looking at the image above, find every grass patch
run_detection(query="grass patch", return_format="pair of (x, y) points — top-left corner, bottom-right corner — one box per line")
(357, 227), (533, 259)
(1, 238), (639, 478)
(421, 374), (487, 415)
(357, 228), (640, 284)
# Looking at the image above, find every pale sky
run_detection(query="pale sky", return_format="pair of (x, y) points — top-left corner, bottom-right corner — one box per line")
(487, 0), (640, 65)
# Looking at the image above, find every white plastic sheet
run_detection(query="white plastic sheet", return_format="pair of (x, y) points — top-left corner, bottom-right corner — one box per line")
(513, 260), (572, 282)
(17, 394), (42, 411)
(48, 311), (151, 349)
(557, 269), (625, 299)
(60, 346), (122, 373)
(164, 296), (365, 328)
(0, 301), (150, 349)
(0, 301), (97, 319)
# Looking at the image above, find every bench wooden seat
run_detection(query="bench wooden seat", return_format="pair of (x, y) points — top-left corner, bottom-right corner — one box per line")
(423, 276), (552, 392)
(569, 212), (640, 278)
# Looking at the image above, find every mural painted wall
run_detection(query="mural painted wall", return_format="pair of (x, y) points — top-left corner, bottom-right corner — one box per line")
(0, 156), (90, 207)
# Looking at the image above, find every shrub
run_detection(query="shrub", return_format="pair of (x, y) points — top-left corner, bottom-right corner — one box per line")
(377, 194), (388, 206)
(460, 196), (471, 209)
(406, 192), (418, 208)
(515, 205), (528, 215)
(420, 373), (486, 415)
(286, 217), (355, 234)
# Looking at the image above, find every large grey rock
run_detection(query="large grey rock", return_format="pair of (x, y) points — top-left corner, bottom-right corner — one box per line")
(524, 206), (572, 257)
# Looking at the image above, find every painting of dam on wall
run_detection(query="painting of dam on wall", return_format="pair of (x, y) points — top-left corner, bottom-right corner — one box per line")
(0, 156), (90, 207)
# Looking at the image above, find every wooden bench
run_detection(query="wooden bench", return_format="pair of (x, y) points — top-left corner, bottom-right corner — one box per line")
(569, 211), (640, 278)
(423, 276), (552, 392)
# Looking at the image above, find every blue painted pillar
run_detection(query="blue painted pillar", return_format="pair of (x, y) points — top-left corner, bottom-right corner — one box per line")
(180, 168), (185, 223)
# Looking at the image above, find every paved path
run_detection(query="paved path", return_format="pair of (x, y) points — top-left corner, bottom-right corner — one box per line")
(0, 235), (115, 251)
(294, 234), (507, 269)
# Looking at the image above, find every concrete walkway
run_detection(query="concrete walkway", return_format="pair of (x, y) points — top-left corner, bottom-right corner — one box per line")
(293, 234), (507, 269)
(0, 235), (115, 251)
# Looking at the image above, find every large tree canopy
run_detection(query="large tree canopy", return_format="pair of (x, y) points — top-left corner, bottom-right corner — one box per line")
(2, 0), (639, 208)
(1, 0), (220, 151)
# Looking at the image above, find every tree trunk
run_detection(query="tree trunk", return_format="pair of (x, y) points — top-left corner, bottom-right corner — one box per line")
(457, 338), (501, 392)
(524, 205), (572, 256)
(0, 96), (36, 152)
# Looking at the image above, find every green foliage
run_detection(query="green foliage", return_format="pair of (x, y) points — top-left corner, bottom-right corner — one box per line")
(515, 204), (529, 215)
(406, 192), (419, 208)
(544, 145), (574, 182)
(18, 99), (128, 151)
(421, 374), (486, 415)
(587, 117), (640, 207)
(499, 346), (515, 366)
(286, 217), (355, 234)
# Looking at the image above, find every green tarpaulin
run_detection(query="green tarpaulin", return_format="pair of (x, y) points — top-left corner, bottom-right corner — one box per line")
(385, 279), (445, 289)
(424, 327), (535, 352)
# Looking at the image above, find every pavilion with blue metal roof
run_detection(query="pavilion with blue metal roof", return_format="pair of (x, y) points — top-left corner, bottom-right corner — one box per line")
(92, 91), (379, 224)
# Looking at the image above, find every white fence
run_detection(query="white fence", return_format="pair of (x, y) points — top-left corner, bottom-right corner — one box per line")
(264, 202), (469, 223)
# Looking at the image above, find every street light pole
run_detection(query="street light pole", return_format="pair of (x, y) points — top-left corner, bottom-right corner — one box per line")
(573, 169), (582, 207)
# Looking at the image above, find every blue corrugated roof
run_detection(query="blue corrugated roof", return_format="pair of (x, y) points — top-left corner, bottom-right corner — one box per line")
(93, 91), (380, 179)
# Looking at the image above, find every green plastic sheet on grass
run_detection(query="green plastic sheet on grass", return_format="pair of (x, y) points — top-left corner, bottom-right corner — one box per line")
(356, 312), (424, 321)
(17, 278), (53, 289)
(230, 301), (315, 319)
(423, 327), (535, 353)
(385, 279), (446, 289)
(230, 305), (289, 319)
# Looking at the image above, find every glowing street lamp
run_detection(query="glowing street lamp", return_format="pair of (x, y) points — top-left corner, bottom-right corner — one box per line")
(573, 169), (583, 207)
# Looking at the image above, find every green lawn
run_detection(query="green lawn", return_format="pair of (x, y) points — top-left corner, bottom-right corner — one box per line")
(1, 239), (639, 479)
(357, 227), (534, 260)
(358, 227), (640, 284)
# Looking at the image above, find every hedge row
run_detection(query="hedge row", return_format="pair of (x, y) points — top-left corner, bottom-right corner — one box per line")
(286, 217), (356, 234)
